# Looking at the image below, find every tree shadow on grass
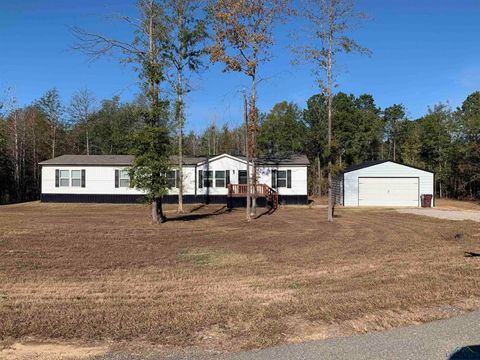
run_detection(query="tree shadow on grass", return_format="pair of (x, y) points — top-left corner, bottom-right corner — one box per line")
(448, 345), (480, 359)
(167, 205), (231, 222)
(255, 206), (277, 219)
(465, 252), (480, 257)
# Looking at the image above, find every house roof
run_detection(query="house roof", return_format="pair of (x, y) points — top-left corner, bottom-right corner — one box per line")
(343, 160), (434, 174)
(250, 154), (310, 166)
(39, 153), (310, 167)
(39, 155), (135, 166)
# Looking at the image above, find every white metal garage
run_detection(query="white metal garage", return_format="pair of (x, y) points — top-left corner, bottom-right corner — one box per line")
(333, 160), (434, 207)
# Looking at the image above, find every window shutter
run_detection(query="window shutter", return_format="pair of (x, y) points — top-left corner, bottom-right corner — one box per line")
(115, 170), (119, 188)
(271, 169), (277, 188)
(198, 170), (203, 188)
(226, 170), (230, 187)
(287, 170), (292, 188)
(81, 169), (86, 188)
(55, 169), (59, 187)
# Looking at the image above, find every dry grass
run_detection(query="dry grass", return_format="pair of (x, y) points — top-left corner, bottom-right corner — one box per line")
(436, 198), (480, 210)
(1, 201), (480, 352)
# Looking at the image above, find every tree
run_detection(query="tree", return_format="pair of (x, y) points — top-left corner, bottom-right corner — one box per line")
(68, 88), (97, 155)
(36, 89), (64, 159)
(296, 0), (370, 221)
(456, 92), (480, 197)
(258, 101), (305, 155)
(303, 94), (328, 196)
(130, 126), (171, 223)
(89, 97), (142, 155)
(72, 0), (172, 222)
(457, 91), (480, 143)
(162, 0), (209, 213)
(210, 0), (290, 219)
(397, 119), (422, 167)
(384, 104), (406, 161)
(418, 104), (454, 197)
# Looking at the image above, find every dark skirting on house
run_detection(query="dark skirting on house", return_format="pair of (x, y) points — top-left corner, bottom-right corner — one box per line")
(41, 194), (308, 206)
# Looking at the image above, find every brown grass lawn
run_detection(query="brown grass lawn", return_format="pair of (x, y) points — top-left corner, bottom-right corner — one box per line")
(1, 202), (480, 352)
(436, 198), (480, 210)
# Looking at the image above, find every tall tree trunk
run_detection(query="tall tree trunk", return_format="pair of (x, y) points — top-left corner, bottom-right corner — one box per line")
(32, 120), (38, 196)
(148, 0), (160, 127)
(85, 124), (90, 155)
(176, 6), (185, 213)
(151, 197), (166, 223)
(177, 70), (184, 213)
(250, 67), (257, 218)
(327, 0), (334, 222)
(21, 115), (26, 200)
(244, 88), (251, 221)
(13, 111), (20, 200)
(393, 138), (396, 162)
(317, 154), (322, 197)
(51, 124), (56, 159)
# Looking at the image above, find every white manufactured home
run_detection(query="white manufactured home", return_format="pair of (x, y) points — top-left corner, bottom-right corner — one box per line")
(333, 160), (434, 207)
(39, 153), (309, 205)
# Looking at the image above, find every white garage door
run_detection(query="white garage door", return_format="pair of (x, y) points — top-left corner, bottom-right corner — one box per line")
(358, 177), (419, 206)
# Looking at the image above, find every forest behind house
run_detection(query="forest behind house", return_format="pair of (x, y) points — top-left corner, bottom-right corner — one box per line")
(1, 88), (479, 204)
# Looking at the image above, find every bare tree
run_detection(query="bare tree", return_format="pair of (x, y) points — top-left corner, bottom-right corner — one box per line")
(68, 88), (97, 155)
(162, 0), (209, 213)
(71, 0), (171, 223)
(295, 0), (370, 221)
(36, 88), (63, 159)
(210, 0), (291, 220)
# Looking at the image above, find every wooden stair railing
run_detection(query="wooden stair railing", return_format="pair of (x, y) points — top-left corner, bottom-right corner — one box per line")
(227, 183), (278, 209)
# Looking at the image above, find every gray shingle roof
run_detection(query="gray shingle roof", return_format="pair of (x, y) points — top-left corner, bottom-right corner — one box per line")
(39, 155), (135, 166)
(39, 153), (310, 166)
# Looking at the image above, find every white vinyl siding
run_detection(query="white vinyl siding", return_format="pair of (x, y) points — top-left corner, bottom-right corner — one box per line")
(42, 154), (308, 197)
(343, 162), (434, 207)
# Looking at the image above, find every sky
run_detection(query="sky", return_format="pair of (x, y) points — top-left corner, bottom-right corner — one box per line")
(1, 0), (480, 133)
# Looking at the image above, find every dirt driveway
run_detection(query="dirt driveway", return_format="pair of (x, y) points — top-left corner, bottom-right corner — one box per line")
(397, 208), (480, 222)
(397, 198), (480, 222)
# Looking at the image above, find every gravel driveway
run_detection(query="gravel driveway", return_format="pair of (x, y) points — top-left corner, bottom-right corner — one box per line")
(397, 208), (480, 222)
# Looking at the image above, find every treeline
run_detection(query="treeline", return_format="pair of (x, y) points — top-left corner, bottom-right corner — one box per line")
(1, 88), (479, 204)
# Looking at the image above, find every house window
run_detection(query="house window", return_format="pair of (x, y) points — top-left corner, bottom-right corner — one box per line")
(239, 170), (247, 184)
(215, 171), (225, 187)
(60, 170), (70, 187)
(167, 170), (177, 188)
(277, 170), (287, 188)
(203, 171), (213, 188)
(71, 170), (81, 187)
(119, 170), (130, 188)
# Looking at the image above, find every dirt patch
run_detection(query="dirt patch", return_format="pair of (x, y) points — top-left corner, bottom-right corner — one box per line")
(435, 198), (480, 210)
(397, 208), (480, 222)
(1, 203), (480, 352)
(0, 342), (107, 360)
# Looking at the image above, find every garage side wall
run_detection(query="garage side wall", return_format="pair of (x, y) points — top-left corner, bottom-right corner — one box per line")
(343, 162), (434, 207)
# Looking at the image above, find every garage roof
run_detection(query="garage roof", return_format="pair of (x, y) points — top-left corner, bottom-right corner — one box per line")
(343, 160), (434, 174)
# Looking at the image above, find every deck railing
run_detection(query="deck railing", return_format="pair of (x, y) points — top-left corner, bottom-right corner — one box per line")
(227, 183), (279, 208)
